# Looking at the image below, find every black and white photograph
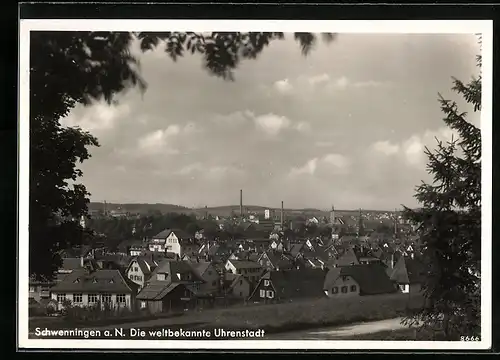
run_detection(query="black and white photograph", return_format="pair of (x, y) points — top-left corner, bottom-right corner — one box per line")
(18, 19), (492, 350)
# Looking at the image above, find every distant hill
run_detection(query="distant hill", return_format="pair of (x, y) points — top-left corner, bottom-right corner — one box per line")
(88, 202), (398, 218)
(88, 202), (192, 215)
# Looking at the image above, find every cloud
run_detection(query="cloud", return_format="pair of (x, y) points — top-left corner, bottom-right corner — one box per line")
(137, 125), (181, 155)
(254, 113), (291, 136)
(273, 78), (294, 94)
(289, 153), (350, 177)
(61, 102), (131, 132)
(372, 140), (400, 155)
(315, 141), (335, 147)
(323, 153), (351, 170)
(327, 76), (388, 91)
(289, 158), (319, 176)
(212, 110), (254, 126)
(175, 163), (244, 180)
(294, 121), (312, 133)
(369, 127), (459, 168)
(175, 162), (204, 176)
(308, 73), (330, 86)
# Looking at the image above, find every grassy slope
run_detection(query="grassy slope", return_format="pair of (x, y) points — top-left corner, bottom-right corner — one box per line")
(30, 293), (424, 335)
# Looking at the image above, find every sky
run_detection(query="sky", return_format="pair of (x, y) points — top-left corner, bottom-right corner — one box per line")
(61, 33), (481, 210)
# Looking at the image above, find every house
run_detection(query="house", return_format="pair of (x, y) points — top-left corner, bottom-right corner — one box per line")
(149, 229), (193, 257)
(287, 242), (306, 259)
(248, 268), (326, 303)
(148, 229), (171, 253)
(246, 238), (272, 252)
(58, 257), (98, 274)
(389, 255), (426, 294)
(190, 261), (220, 295)
(257, 251), (294, 271)
(333, 247), (360, 267)
(136, 259), (204, 313)
(125, 256), (159, 289)
(323, 264), (397, 297)
(269, 239), (284, 251)
(306, 217), (320, 226)
(50, 268), (139, 311)
(29, 276), (57, 303)
(222, 273), (252, 299)
(224, 259), (264, 283)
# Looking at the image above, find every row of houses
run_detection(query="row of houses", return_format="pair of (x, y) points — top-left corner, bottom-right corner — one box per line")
(30, 239), (426, 314)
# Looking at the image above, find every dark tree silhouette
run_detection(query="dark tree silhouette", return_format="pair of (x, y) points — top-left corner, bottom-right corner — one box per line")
(29, 31), (335, 279)
(402, 47), (481, 340)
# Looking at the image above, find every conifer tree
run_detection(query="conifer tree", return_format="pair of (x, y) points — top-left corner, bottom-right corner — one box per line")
(402, 43), (482, 340)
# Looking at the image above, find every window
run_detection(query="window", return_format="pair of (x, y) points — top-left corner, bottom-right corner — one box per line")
(350, 285), (357, 292)
(140, 301), (146, 309)
(101, 294), (112, 304)
(259, 289), (266, 298)
(266, 290), (275, 299)
(88, 294), (99, 304)
(29, 286), (35, 293)
(264, 280), (270, 287)
(117, 294), (126, 304)
(341, 286), (348, 294)
(73, 293), (83, 303)
(239, 292), (243, 296)
(341, 276), (348, 281)
(129, 274), (133, 280)
(239, 280), (243, 285)
(56, 294), (66, 303)
(332, 287), (339, 294)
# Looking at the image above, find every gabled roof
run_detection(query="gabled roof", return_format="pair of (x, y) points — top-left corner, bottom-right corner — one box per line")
(228, 259), (263, 270)
(51, 269), (138, 293)
(152, 229), (172, 239)
(389, 256), (426, 284)
(260, 268), (326, 300)
(288, 242), (306, 257)
(190, 261), (213, 277)
(136, 282), (193, 300)
(127, 256), (158, 276)
(334, 247), (360, 266)
(324, 264), (397, 295)
(224, 273), (248, 289)
(262, 251), (293, 270)
(149, 259), (204, 283)
(170, 229), (192, 240)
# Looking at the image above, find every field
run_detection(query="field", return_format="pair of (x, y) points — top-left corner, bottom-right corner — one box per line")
(30, 293), (424, 339)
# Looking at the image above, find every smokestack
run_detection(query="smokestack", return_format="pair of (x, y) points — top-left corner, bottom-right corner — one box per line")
(240, 190), (243, 217)
(281, 201), (284, 227)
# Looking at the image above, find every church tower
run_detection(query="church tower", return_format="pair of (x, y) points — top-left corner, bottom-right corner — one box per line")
(329, 205), (336, 225)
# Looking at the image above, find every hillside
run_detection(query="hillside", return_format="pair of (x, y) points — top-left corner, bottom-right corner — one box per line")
(89, 202), (397, 219)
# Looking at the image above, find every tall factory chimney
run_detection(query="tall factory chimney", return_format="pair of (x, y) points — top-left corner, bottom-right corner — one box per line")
(240, 189), (243, 217)
(281, 201), (284, 227)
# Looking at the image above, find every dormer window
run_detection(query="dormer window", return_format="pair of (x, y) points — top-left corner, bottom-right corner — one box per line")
(92, 278), (98, 283)
(177, 273), (181, 280)
(73, 278), (80, 283)
(157, 273), (167, 281)
(109, 279), (114, 284)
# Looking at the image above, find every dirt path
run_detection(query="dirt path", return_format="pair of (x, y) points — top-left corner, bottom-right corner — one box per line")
(267, 318), (408, 339)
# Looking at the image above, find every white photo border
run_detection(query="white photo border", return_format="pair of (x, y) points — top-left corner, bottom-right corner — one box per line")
(18, 19), (493, 350)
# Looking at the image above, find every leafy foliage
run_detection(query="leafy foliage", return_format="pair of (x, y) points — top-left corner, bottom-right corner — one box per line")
(29, 31), (334, 280)
(402, 54), (481, 339)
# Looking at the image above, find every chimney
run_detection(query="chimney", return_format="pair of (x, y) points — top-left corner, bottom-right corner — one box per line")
(80, 256), (84, 268)
(240, 189), (243, 218)
(281, 201), (284, 228)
